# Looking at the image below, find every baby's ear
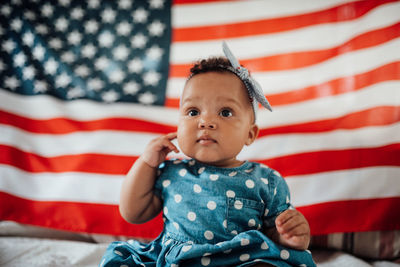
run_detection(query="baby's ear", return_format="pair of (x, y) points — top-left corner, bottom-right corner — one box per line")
(245, 124), (259, 146)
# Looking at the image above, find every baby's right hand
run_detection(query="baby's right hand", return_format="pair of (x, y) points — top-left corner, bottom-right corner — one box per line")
(141, 132), (179, 168)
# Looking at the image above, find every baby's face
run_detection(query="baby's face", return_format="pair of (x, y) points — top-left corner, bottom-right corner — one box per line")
(177, 72), (259, 168)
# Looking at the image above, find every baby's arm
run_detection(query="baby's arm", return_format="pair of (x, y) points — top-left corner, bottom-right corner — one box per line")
(119, 132), (179, 224)
(264, 209), (310, 250)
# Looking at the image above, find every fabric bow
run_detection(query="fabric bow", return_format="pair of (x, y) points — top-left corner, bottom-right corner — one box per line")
(222, 41), (273, 113)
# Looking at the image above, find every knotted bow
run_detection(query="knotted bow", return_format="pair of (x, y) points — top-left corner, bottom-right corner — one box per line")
(222, 42), (273, 113)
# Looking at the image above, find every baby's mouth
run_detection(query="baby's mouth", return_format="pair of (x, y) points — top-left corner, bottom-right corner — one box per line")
(197, 136), (217, 145)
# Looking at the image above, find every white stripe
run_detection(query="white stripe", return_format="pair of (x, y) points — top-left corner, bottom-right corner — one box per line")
(170, 2), (400, 63)
(238, 123), (400, 160)
(2, 121), (399, 160)
(0, 89), (179, 123)
(0, 165), (122, 204)
(256, 81), (400, 128)
(167, 37), (400, 97)
(172, 0), (356, 28)
(286, 167), (400, 207)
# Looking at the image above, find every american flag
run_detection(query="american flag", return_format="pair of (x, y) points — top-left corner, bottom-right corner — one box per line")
(0, 0), (399, 240)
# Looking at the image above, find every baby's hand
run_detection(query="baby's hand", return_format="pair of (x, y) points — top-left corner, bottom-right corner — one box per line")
(141, 132), (179, 168)
(275, 209), (310, 250)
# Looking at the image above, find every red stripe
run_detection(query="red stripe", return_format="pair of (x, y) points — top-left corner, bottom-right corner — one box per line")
(172, 0), (397, 42)
(260, 143), (400, 177)
(0, 110), (177, 134)
(298, 197), (400, 235)
(0, 191), (162, 239)
(170, 23), (400, 77)
(2, 143), (399, 175)
(165, 61), (400, 108)
(259, 106), (400, 137)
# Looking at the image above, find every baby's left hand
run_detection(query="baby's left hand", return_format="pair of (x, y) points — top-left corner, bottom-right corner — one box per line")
(275, 209), (310, 250)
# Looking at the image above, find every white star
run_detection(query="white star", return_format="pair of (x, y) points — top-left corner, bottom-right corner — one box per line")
(2, 39), (16, 53)
(88, 0), (100, 9)
(116, 21), (132, 36)
(87, 78), (104, 91)
(131, 33), (147, 49)
(95, 56), (109, 70)
(149, 0), (165, 9)
(123, 81), (140, 95)
(113, 45), (129, 61)
(148, 20), (165, 37)
(22, 65), (35, 80)
(98, 31), (114, 47)
(138, 91), (157, 105)
(67, 87), (85, 99)
(0, 59), (5, 72)
(5, 76), (20, 90)
(33, 45), (45, 61)
(55, 72), (71, 88)
(55, 17), (69, 32)
(109, 68), (125, 83)
(49, 38), (63, 50)
(75, 65), (90, 77)
(132, 8), (148, 23)
(128, 58), (143, 73)
(102, 8), (116, 23)
(143, 70), (161, 86)
(102, 90), (120, 102)
(59, 0), (71, 7)
(82, 43), (97, 58)
(22, 32), (35, 47)
(14, 52), (26, 67)
(68, 31), (82, 45)
(24, 11), (36, 21)
(1, 5), (12, 16)
(61, 51), (75, 64)
(41, 4), (54, 17)
(44, 58), (59, 75)
(71, 7), (84, 20)
(33, 80), (48, 93)
(146, 45), (163, 61)
(10, 18), (23, 32)
(36, 24), (49, 35)
(118, 0), (132, 9)
(85, 20), (99, 34)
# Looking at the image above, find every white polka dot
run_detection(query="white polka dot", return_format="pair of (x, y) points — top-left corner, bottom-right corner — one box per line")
(229, 171), (237, 177)
(162, 180), (171, 187)
(286, 195), (290, 203)
(234, 200), (243, 210)
(239, 253), (250, 261)
(299, 265), (307, 267)
(174, 194), (182, 203)
(274, 187), (277, 195)
(280, 249), (290, 260)
(189, 160), (195, 166)
(261, 178), (268, 184)
(274, 170), (281, 177)
(187, 211), (196, 221)
(226, 190), (235, 198)
(165, 239), (172, 245)
(173, 222), (179, 230)
(179, 168), (187, 177)
(224, 249), (232, 254)
(163, 207), (168, 215)
(245, 168), (254, 173)
(231, 230), (238, 235)
(264, 208), (269, 216)
(193, 184), (202, 193)
(207, 201), (216, 210)
(245, 179), (255, 188)
(248, 219), (256, 227)
(198, 167), (205, 174)
(114, 249), (123, 256)
(203, 252), (212, 256)
(182, 245), (192, 252)
(209, 174), (219, 181)
(121, 265), (128, 267)
(261, 241), (269, 250)
(241, 238), (250, 246)
(223, 220), (227, 228)
(204, 230), (214, 240)
(201, 256), (210, 266)
(171, 264), (179, 267)
(173, 159), (181, 164)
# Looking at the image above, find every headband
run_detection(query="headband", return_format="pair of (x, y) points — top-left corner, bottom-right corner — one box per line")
(222, 42), (273, 119)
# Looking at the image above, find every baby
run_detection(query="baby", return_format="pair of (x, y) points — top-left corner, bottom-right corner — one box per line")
(100, 43), (316, 267)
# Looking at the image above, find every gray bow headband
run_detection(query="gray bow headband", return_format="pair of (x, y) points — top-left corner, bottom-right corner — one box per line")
(222, 42), (273, 118)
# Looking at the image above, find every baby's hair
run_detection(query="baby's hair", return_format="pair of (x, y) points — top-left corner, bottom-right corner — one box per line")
(189, 57), (233, 77)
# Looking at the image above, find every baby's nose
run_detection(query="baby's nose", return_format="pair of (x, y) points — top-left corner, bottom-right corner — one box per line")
(198, 120), (216, 129)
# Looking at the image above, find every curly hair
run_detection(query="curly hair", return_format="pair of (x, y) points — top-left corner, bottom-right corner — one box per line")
(189, 57), (233, 77)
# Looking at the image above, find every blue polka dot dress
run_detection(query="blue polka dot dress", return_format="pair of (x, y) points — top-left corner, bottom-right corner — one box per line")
(100, 159), (316, 267)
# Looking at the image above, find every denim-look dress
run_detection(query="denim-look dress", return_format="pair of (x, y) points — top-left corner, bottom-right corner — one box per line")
(100, 159), (316, 267)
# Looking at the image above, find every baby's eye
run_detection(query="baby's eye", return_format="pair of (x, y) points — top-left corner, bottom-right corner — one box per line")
(187, 109), (199, 116)
(219, 109), (233, 117)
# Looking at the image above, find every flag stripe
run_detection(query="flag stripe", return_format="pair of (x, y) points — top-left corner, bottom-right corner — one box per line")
(172, 0), (397, 41)
(2, 143), (398, 176)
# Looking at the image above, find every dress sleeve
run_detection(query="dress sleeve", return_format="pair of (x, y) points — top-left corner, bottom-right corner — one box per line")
(263, 169), (292, 228)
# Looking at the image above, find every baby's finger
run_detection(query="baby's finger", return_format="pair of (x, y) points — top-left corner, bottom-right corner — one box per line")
(165, 132), (177, 140)
(276, 209), (298, 226)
